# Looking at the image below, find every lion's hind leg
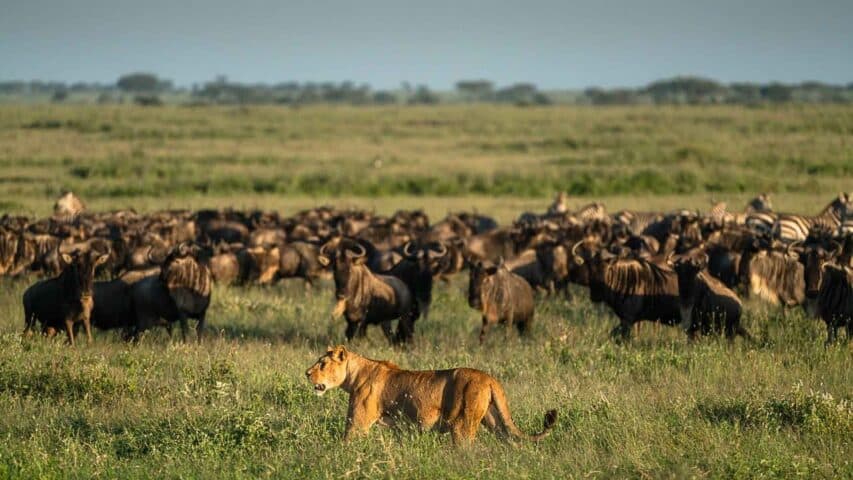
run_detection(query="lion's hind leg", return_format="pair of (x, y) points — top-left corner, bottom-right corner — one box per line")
(450, 383), (491, 445)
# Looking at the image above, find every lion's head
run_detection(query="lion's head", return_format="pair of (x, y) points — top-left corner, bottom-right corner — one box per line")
(305, 345), (349, 396)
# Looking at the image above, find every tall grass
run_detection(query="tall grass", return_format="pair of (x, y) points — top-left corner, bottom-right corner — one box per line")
(0, 275), (849, 479)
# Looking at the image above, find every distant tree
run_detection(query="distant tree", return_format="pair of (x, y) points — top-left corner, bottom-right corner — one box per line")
(134, 94), (162, 106)
(495, 83), (540, 104)
(456, 80), (494, 101)
(408, 85), (439, 105)
(117, 73), (162, 92)
(761, 83), (792, 103)
(372, 91), (398, 104)
(645, 76), (724, 104)
(729, 83), (762, 103)
(51, 89), (68, 103)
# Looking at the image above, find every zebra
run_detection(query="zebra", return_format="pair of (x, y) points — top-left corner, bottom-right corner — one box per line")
(838, 199), (853, 237)
(772, 193), (851, 243)
(612, 210), (662, 236)
(574, 202), (608, 222)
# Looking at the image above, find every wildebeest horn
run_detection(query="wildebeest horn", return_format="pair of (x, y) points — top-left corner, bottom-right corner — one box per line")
(319, 242), (331, 257)
(345, 243), (366, 259)
(403, 241), (416, 257)
(571, 240), (584, 257)
(829, 240), (843, 256)
(429, 242), (448, 258)
(786, 240), (803, 257)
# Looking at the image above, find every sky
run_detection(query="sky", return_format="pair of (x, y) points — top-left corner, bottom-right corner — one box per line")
(1, 0), (851, 90)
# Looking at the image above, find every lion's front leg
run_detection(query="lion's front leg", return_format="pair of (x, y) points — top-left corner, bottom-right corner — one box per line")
(344, 396), (380, 441)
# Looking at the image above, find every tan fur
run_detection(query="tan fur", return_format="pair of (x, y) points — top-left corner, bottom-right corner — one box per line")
(305, 346), (557, 445)
(344, 264), (396, 313)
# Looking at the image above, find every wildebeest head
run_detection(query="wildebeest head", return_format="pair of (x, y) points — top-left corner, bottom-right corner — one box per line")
(571, 239), (616, 302)
(792, 239), (841, 298)
(746, 193), (773, 213)
(61, 239), (110, 293)
(670, 250), (708, 280)
(318, 238), (367, 300)
(402, 240), (448, 276)
(467, 258), (503, 310)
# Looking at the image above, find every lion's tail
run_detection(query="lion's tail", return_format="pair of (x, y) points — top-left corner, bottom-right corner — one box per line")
(490, 381), (557, 442)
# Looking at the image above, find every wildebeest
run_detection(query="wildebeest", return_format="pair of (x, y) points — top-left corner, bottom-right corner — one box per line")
(385, 241), (447, 321)
(671, 251), (750, 340)
(467, 258), (535, 343)
(816, 263), (853, 344)
(575, 246), (680, 340)
(276, 241), (327, 288)
(318, 238), (418, 343)
(128, 242), (213, 342)
(22, 240), (110, 344)
(90, 269), (157, 338)
(739, 242), (805, 307)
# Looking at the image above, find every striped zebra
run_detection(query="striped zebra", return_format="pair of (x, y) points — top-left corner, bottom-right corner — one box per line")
(612, 210), (663, 236)
(708, 194), (775, 232)
(838, 199), (853, 237)
(574, 202), (608, 222)
(772, 193), (851, 243)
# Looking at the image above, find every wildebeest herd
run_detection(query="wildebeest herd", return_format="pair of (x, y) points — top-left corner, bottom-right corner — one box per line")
(5, 190), (853, 345)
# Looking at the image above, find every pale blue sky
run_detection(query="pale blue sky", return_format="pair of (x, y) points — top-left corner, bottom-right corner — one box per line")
(1, 0), (851, 89)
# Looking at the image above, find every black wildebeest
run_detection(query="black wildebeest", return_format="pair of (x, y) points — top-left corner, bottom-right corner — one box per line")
(127, 242), (212, 342)
(816, 263), (853, 344)
(670, 251), (751, 341)
(467, 258), (535, 344)
(575, 245), (680, 340)
(22, 240), (110, 345)
(318, 238), (418, 343)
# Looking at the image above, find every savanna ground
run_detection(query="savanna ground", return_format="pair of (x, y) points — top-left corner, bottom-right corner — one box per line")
(0, 104), (851, 479)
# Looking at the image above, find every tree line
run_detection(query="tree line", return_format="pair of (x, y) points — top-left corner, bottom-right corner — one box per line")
(1, 73), (851, 106)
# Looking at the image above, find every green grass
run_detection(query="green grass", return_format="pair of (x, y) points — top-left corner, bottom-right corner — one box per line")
(1, 104), (852, 216)
(0, 276), (850, 479)
(0, 104), (851, 478)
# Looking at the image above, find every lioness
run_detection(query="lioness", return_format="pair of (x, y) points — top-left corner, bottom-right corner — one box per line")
(305, 345), (557, 444)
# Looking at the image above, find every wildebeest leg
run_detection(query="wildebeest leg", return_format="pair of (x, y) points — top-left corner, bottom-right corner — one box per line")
(381, 321), (395, 343)
(64, 318), (76, 346)
(356, 320), (369, 338)
(23, 306), (35, 337)
(395, 312), (416, 343)
(82, 314), (93, 344)
(610, 318), (632, 341)
(345, 321), (359, 341)
(826, 323), (837, 346)
(479, 317), (491, 344)
(196, 313), (206, 343)
(179, 314), (190, 343)
(44, 326), (57, 338)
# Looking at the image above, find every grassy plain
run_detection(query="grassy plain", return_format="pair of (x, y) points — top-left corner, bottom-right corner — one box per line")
(0, 104), (851, 479)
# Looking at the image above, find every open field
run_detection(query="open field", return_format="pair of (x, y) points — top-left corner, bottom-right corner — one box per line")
(0, 105), (851, 478)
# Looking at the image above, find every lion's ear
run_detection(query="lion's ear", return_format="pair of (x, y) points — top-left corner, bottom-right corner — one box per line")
(334, 346), (348, 362)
